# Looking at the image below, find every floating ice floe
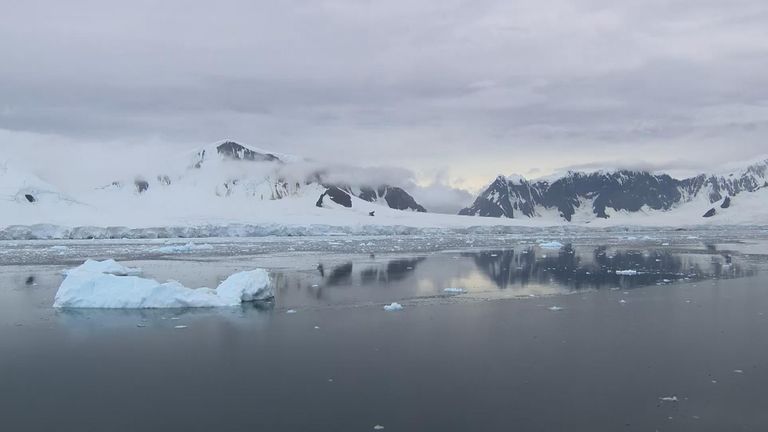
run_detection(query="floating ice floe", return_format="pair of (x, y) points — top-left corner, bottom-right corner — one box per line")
(615, 270), (638, 276)
(62, 259), (143, 276)
(53, 259), (271, 308)
(383, 302), (404, 311)
(153, 242), (214, 254)
(659, 396), (678, 402)
(286, 309), (297, 314)
(733, 369), (744, 374)
(373, 426), (385, 430)
(443, 287), (466, 294)
(539, 241), (564, 249)
(547, 306), (564, 311)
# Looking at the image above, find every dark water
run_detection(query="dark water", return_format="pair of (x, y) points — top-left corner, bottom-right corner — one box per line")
(1, 243), (767, 431)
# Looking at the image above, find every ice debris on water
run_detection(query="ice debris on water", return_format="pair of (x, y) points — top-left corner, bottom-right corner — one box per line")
(733, 369), (744, 374)
(443, 287), (466, 294)
(373, 426), (385, 430)
(616, 270), (638, 275)
(659, 396), (678, 402)
(286, 309), (297, 314)
(539, 241), (564, 249)
(174, 325), (187, 329)
(153, 242), (214, 254)
(54, 259), (272, 308)
(548, 306), (564, 311)
(383, 302), (404, 311)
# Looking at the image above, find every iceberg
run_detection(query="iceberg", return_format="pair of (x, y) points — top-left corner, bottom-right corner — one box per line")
(615, 270), (639, 275)
(383, 302), (404, 311)
(54, 260), (272, 308)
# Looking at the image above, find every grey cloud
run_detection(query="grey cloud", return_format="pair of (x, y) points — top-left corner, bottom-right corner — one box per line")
(1, 0), (768, 197)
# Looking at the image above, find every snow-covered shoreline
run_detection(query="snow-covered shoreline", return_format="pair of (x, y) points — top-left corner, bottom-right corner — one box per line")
(2, 222), (766, 240)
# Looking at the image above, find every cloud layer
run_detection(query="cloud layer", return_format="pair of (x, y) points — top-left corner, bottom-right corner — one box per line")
(2, 0), (768, 195)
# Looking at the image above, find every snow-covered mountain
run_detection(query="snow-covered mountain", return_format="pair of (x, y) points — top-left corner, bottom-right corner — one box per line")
(1, 141), (428, 229)
(460, 159), (768, 222)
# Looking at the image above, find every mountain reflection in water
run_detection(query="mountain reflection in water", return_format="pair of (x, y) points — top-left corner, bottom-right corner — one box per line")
(268, 244), (756, 307)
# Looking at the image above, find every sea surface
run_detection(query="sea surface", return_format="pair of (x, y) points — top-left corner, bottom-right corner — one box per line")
(1, 230), (767, 431)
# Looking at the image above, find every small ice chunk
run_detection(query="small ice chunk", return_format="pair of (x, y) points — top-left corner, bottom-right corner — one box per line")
(548, 306), (564, 312)
(659, 396), (678, 402)
(539, 241), (564, 249)
(174, 325), (187, 329)
(286, 309), (297, 314)
(619, 299), (627, 304)
(733, 369), (744, 374)
(373, 426), (385, 430)
(443, 288), (466, 294)
(616, 270), (638, 276)
(383, 302), (404, 311)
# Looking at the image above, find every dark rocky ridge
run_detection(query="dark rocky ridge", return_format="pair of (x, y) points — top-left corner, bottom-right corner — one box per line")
(194, 141), (282, 168)
(355, 186), (426, 212)
(316, 185), (427, 212)
(460, 160), (768, 221)
(316, 186), (353, 208)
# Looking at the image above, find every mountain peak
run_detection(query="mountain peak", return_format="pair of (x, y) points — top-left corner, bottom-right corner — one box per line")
(192, 140), (295, 168)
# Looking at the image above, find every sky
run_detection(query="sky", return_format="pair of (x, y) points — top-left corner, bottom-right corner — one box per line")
(2, 0), (768, 202)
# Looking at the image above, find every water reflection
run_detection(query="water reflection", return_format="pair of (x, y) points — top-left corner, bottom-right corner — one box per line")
(468, 245), (753, 290)
(269, 245), (757, 308)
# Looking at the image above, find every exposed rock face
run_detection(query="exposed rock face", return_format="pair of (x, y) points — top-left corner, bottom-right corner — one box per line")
(720, 196), (731, 209)
(215, 141), (282, 163)
(703, 208), (717, 218)
(134, 179), (149, 194)
(460, 160), (768, 221)
(157, 175), (172, 186)
(193, 141), (283, 168)
(316, 186), (352, 208)
(24, 194), (35, 203)
(355, 185), (427, 212)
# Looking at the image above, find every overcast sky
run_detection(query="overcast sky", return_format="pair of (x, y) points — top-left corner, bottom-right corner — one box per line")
(2, 0), (768, 193)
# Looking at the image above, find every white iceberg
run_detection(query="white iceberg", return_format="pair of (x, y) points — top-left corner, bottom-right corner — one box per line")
(615, 270), (638, 276)
(383, 302), (404, 311)
(62, 259), (143, 276)
(539, 241), (564, 249)
(54, 260), (271, 308)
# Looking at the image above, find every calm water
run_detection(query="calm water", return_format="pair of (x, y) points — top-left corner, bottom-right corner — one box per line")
(1, 239), (767, 431)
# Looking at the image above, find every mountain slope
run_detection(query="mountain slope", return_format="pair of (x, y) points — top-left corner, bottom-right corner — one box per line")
(460, 160), (768, 222)
(0, 141), (429, 228)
